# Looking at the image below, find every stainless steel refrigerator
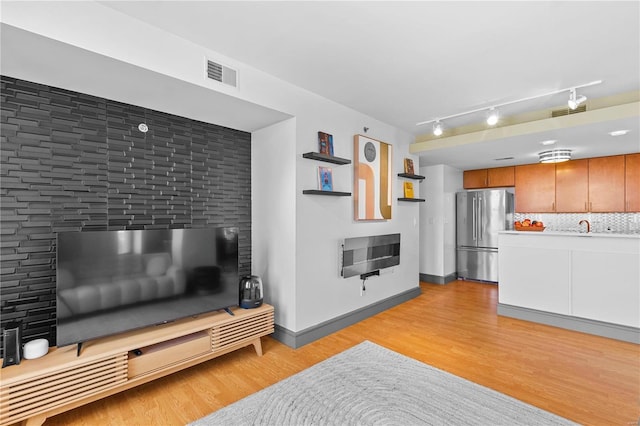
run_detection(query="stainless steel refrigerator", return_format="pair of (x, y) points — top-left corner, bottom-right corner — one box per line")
(456, 189), (514, 283)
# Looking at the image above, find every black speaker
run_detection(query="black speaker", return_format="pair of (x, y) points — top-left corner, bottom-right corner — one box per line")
(2, 321), (22, 368)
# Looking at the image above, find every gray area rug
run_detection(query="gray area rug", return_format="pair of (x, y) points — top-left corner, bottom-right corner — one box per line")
(190, 341), (577, 426)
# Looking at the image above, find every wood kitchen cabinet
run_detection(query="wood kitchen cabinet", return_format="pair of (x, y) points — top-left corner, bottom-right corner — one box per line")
(588, 155), (625, 212)
(555, 159), (589, 212)
(488, 166), (515, 187)
(625, 153), (640, 212)
(514, 163), (556, 212)
(463, 169), (488, 188)
(463, 166), (514, 189)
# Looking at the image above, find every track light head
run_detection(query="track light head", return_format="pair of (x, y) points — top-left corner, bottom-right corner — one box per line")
(486, 108), (499, 126)
(433, 121), (443, 136)
(568, 89), (587, 110)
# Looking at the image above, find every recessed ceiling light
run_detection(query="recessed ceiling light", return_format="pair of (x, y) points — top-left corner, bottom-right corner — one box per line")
(609, 130), (630, 136)
(540, 139), (557, 146)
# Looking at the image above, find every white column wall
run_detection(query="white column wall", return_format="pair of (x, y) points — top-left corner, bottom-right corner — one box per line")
(252, 119), (297, 331)
(443, 165), (463, 276)
(419, 165), (462, 280)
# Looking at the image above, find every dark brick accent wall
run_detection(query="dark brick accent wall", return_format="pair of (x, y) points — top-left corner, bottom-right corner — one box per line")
(0, 76), (252, 354)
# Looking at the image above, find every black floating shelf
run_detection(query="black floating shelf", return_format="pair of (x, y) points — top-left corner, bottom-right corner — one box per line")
(303, 190), (352, 196)
(397, 173), (426, 180)
(398, 198), (426, 202)
(302, 152), (351, 165)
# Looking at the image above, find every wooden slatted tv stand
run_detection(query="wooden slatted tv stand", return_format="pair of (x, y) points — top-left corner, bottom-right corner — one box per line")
(0, 304), (274, 426)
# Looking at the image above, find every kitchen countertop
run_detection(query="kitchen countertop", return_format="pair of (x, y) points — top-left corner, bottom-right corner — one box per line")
(499, 230), (640, 239)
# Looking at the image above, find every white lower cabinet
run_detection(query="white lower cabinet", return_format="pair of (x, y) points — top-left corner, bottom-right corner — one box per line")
(499, 247), (571, 315)
(571, 251), (639, 327)
(498, 232), (640, 329)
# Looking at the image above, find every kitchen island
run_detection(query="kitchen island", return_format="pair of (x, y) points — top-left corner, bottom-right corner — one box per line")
(498, 231), (639, 343)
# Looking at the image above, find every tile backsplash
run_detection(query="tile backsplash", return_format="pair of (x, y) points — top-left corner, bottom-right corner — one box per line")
(514, 212), (640, 234)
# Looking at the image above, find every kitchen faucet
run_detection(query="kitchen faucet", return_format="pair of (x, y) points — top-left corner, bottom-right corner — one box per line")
(579, 219), (591, 233)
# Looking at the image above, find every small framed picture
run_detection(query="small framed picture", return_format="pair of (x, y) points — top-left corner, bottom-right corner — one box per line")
(404, 158), (415, 175)
(318, 131), (334, 156)
(318, 166), (333, 191)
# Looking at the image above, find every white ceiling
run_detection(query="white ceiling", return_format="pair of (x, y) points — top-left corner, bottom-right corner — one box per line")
(3, 1), (640, 170)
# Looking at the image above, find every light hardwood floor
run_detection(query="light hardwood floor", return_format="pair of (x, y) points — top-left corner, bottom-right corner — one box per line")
(43, 280), (639, 426)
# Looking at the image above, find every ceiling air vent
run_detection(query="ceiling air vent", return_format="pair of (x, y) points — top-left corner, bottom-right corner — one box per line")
(206, 59), (238, 88)
(551, 104), (586, 117)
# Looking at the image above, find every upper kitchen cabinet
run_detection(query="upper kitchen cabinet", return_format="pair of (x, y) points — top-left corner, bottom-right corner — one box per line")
(625, 153), (640, 212)
(515, 163), (556, 212)
(488, 166), (515, 188)
(555, 159), (589, 212)
(463, 166), (514, 189)
(588, 155), (625, 212)
(463, 169), (487, 189)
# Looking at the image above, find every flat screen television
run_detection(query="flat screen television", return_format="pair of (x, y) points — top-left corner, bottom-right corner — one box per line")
(56, 227), (239, 350)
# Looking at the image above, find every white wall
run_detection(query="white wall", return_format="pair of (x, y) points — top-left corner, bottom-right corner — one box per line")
(294, 119), (417, 330)
(2, 3), (421, 336)
(419, 165), (462, 280)
(252, 118), (298, 331)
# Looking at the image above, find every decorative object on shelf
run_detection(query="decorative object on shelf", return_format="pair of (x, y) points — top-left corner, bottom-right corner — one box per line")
(318, 166), (333, 191)
(403, 181), (414, 198)
(354, 135), (392, 221)
(302, 151), (351, 196)
(404, 158), (415, 175)
(318, 131), (334, 156)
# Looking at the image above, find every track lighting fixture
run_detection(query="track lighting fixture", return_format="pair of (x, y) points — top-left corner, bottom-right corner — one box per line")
(568, 89), (587, 110)
(486, 108), (499, 126)
(539, 149), (572, 163)
(433, 121), (443, 136)
(415, 80), (602, 130)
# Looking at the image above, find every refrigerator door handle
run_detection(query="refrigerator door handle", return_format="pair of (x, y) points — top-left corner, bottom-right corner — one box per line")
(478, 196), (483, 242)
(458, 246), (497, 253)
(472, 197), (477, 241)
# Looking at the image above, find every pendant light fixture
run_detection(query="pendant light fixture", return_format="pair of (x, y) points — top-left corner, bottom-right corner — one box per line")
(538, 149), (572, 163)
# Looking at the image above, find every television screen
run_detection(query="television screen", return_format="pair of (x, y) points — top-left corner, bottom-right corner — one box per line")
(56, 227), (239, 348)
